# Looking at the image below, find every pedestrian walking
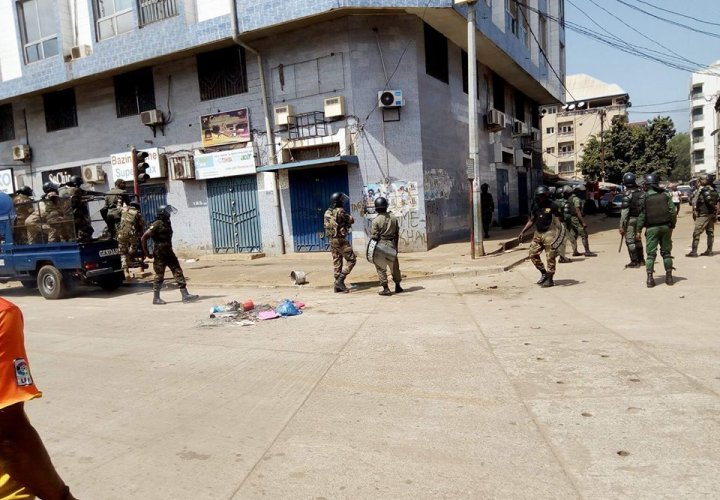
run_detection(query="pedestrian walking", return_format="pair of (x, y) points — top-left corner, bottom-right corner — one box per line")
(637, 173), (676, 287)
(323, 192), (356, 293)
(619, 172), (645, 268)
(686, 173), (719, 257)
(370, 197), (403, 296)
(117, 201), (145, 279)
(671, 185), (681, 215)
(567, 185), (596, 256)
(0, 297), (79, 500)
(519, 186), (563, 288)
(141, 205), (199, 305)
(480, 183), (494, 239)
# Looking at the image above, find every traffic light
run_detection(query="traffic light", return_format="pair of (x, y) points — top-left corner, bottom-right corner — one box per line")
(135, 150), (150, 184)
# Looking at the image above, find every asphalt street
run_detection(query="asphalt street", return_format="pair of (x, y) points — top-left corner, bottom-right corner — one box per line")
(3, 208), (719, 499)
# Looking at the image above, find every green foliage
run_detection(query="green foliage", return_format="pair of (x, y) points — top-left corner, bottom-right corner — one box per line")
(668, 133), (691, 182)
(579, 115), (677, 184)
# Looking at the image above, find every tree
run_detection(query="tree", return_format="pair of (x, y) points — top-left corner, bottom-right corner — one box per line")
(668, 132), (691, 182)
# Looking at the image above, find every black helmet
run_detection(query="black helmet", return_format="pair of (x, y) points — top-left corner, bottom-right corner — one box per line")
(115, 178), (127, 188)
(699, 173), (714, 184)
(67, 175), (83, 187)
(129, 201), (141, 210)
(374, 197), (389, 213)
(553, 187), (563, 200)
(16, 186), (33, 197)
(562, 185), (573, 197)
(534, 186), (550, 198)
(644, 173), (659, 188)
(330, 192), (349, 207)
(622, 172), (637, 187)
(156, 204), (177, 220)
(42, 182), (59, 194)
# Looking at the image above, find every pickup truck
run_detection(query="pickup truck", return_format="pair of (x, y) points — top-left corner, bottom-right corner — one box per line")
(0, 192), (125, 299)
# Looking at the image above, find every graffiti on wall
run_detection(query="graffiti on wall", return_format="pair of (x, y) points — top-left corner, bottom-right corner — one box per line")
(424, 169), (454, 201)
(361, 180), (419, 216)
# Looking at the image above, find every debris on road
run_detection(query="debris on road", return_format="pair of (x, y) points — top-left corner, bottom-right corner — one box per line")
(202, 298), (307, 326)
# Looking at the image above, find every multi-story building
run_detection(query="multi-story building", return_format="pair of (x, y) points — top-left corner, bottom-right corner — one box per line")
(689, 61), (720, 175)
(0, 0), (565, 255)
(541, 74), (628, 179)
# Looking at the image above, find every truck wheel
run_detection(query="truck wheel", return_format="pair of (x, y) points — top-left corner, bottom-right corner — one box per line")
(20, 280), (38, 289)
(98, 273), (124, 291)
(37, 265), (66, 300)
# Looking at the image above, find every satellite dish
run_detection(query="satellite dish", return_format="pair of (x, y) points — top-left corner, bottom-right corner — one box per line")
(577, 101), (586, 108)
(568, 104), (576, 111)
(562, 104), (569, 110)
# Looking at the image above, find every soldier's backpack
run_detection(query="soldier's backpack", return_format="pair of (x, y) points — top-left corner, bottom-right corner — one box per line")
(323, 208), (338, 238)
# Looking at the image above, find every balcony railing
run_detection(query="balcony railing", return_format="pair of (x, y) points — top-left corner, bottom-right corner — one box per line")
(558, 151), (574, 158)
(138, 0), (178, 27)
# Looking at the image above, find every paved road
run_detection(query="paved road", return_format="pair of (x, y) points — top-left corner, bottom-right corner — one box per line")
(4, 209), (719, 499)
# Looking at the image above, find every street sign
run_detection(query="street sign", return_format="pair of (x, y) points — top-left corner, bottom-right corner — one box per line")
(466, 157), (475, 180)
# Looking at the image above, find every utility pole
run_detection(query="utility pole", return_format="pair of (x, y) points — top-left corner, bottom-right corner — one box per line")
(458, 0), (484, 257)
(131, 146), (140, 200)
(599, 109), (606, 182)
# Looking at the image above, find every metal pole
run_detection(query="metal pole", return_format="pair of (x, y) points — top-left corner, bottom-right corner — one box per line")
(468, 2), (484, 257)
(131, 146), (140, 201)
(599, 109), (606, 182)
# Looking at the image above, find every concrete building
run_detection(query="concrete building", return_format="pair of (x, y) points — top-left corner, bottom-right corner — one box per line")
(689, 61), (720, 175)
(0, 0), (565, 255)
(541, 74), (628, 179)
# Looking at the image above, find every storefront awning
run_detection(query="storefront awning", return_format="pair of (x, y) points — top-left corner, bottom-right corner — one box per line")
(256, 155), (359, 172)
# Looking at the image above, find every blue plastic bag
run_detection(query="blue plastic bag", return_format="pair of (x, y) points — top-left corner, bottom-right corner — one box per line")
(276, 298), (301, 316)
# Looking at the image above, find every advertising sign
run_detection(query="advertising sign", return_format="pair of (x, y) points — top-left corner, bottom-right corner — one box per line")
(41, 166), (82, 186)
(110, 148), (163, 183)
(0, 168), (14, 194)
(200, 108), (250, 147)
(194, 147), (256, 180)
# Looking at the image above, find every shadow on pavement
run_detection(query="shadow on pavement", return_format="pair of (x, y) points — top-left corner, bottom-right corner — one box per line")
(553, 279), (581, 287)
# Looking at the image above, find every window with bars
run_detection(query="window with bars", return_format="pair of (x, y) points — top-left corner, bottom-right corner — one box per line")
(0, 104), (15, 142)
(138, 0), (178, 27)
(18, 0), (59, 63)
(197, 47), (248, 101)
(114, 68), (156, 117)
(424, 23), (449, 84)
(94, 0), (134, 40)
(43, 89), (78, 132)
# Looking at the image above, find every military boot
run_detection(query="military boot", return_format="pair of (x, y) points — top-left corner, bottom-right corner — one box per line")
(153, 291), (166, 305)
(638, 246), (646, 266)
(686, 247), (698, 257)
(540, 273), (555, 288)
(378, 284), (392, 296)
(701, 240), (713, 256)
(536, 270), (548, 285)
(334, 273), (349, 293)
(181, 288), (199, 302)
(665, 270), (674, 286)
(558, 256), (572, 263)
(394, 283), (404, 293)
(646, 270), (656, 288)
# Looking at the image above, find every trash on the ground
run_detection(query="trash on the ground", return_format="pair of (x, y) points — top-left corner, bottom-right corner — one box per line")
(290, 270), (307, 285)
(243, 299), (254, 311)
(186, 258), (198, 263)
(294, 300), (305, 309)
(276, 298), (301, 316)
(236, 319), (255, 327)
(258, 310), (279, 320)
(203, 297), (306, 325)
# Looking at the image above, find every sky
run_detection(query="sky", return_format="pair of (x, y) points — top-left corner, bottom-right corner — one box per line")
(565, 0), (720, 133)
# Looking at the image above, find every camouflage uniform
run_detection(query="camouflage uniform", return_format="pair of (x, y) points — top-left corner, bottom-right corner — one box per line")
(117, 205), (145, 274)
(620, 185), (645, 266)
(371, 212), (402, 286)
(26, 195), (74, 243)
(145, 218), (187, 292)
(527, 199), (562, 276)
(554, 192), (569, 261)
(60, 186), (94, 242)
(104, 186), (130, 237)
(11, 193), (34, 244)
(637, 187), (676, 285)
(689, 184), (719, 255)
(324, 206), (356, 279)
(567, 193), (591, 254)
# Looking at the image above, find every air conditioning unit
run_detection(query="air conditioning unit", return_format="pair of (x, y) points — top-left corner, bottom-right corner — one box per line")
(531, 128), (541, 142)
(377, 90), (404, 108)
(486, 108), (506, 131)
(274, 104), (295, 127)
(82, 165), (105, 183)
(169, 154), (195, 180)
(513, 121), (529, 136)
(12, 144), (31, 161)
(70, 44), (91, 60)
(323, 96), (346, 119)
(514, 149), (525, 167)
(141, 109), (163, 126)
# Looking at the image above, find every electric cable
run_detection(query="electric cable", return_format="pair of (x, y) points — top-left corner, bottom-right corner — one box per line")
(613, 0), (720, 39)
(631, 0), (720, 28)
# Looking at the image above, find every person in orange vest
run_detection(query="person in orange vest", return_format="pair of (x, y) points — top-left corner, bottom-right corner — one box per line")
(0, 298), (78, 499)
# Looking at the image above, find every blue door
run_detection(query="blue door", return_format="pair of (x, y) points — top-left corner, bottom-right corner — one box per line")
(518, 172), (528, 216)
(139, 184), (168, 226)
(206, 176), (262, 253)
(496, 169), (510, 219)
(289, 167), (349, 252)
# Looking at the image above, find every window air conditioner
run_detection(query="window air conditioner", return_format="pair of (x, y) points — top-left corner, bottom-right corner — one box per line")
(513, 121), (529, 136)
(486, 109), (506, 131)
(377, 90), (404, 108)
(140, 109), (163, 126)
(12, 144), (31, 161)
(70, 44), (91, 60)
(274, 105), (295, 127)
(82, 165), (105, 183)
(323, 96), (346, 119)
(169, 154), (195, 180)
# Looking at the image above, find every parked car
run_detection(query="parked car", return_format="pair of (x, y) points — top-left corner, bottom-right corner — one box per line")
(605, 194), (624, 217)
(599, 191), (619, 212)
(677, 185), (692, 203)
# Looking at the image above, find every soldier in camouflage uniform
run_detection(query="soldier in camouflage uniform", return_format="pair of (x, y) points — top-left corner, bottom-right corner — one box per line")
(323, 192), (356, 293)
(103, 178), (130, 238)
(117, 201), (145, 279)
(11, 186), (34, 244)
(637, 173), (677, 287)
(519, 186), (563, 288)
(566, 185), (596, 256)
(141, 205), (198, 305)
(686, 173), (719, 257)
(553, 187), (571, 263)
(59, 175), (95, 242)
(370, 197), (403, 296)
(26, 183), (73, 243)
(619, 172), (646, 268)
